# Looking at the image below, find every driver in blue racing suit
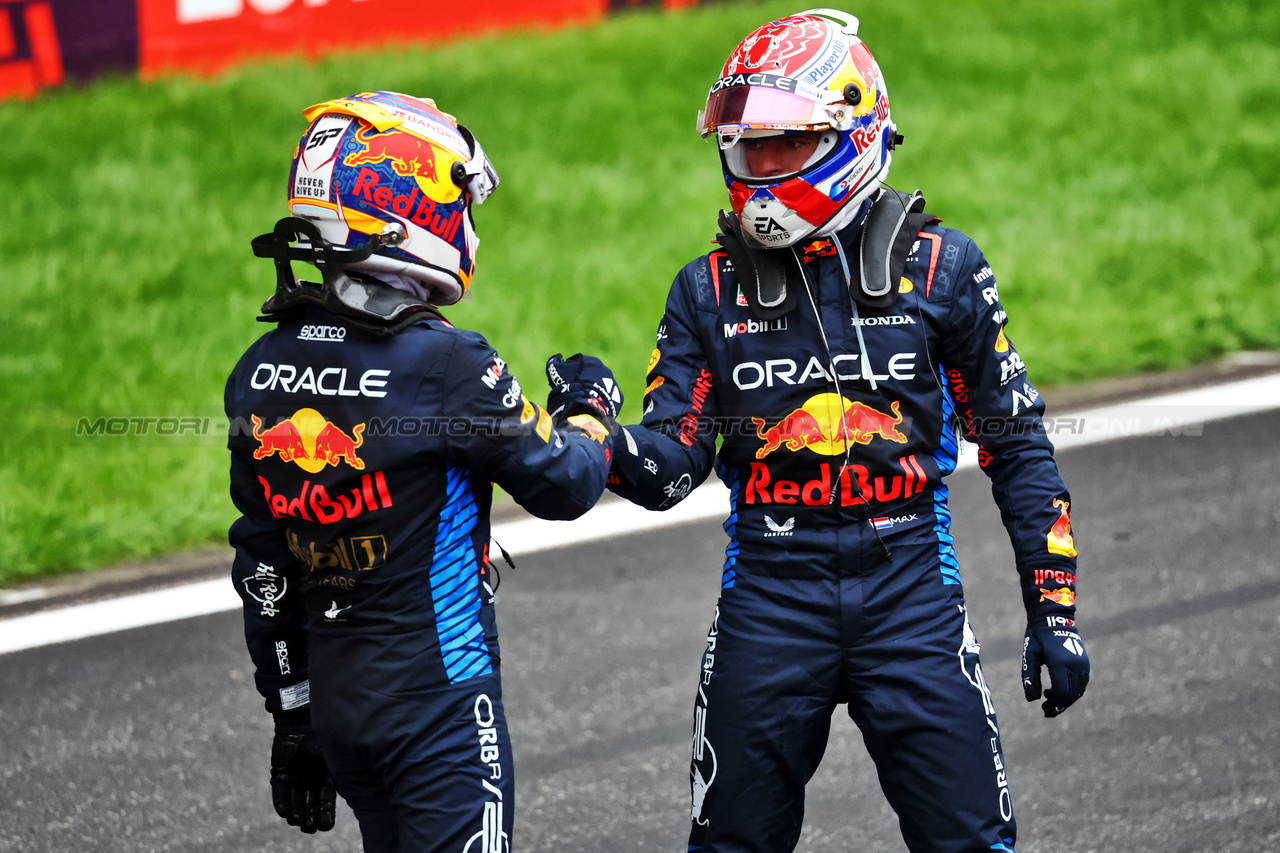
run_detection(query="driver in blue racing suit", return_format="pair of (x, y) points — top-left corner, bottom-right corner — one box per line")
(226, 91), (621, 852)
(607, 12), (1089, 853)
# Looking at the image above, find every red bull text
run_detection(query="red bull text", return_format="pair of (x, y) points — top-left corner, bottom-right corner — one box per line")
(259, 472), (392, 525)
(678, 370), (714, 447)
(744, 455), (929, 506)
(349, 168), (462, 239)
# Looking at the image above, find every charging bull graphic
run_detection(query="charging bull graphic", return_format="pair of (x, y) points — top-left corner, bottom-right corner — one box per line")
(343, 125), (461, 202)
(753, 394), (907, 459)
(1039, 587), (1076, 607)
(752, 408), (826, 457)
(346, 125), (438, 180)
(251, 417), (308, 464)
(252, 408), (365, 474)
(312, 420), (367, 470)
(841, 400), (907, 444)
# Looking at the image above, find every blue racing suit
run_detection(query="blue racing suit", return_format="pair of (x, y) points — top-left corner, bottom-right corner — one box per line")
(226, 304), (612, 852)
(609, 212), (1079, 853)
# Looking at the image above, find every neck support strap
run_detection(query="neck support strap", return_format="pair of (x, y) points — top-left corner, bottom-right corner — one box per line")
(855, 188), (932, 309)
(715, 188), (935, 319)
(251, 217), (443, 336)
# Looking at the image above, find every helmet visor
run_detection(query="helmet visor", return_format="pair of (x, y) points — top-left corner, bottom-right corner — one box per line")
(722, 130), (839, 183)
(455, 123), (500, 205)
(699, 84), (827, 136)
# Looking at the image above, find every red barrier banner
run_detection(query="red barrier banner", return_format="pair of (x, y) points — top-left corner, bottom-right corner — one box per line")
(2, 0), (702, 100)
(1, 1), (64, 98)
(137, 0), (607, 79)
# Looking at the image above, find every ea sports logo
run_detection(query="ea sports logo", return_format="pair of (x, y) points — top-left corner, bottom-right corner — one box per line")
(749, 216), (790, 245)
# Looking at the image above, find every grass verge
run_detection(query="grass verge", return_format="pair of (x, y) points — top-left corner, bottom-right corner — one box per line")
(0, 0), (1277, 581)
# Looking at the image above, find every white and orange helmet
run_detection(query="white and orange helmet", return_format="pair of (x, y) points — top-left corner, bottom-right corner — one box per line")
(287, 92), (499, 305)
(697, 9), (899, 248)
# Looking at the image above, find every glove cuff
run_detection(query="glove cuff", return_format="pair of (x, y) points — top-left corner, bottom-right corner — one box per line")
(560, 397), (617, 427)
(608, 425), (648, 489)
(1017, 557), (1078, 619)
(272, 708), (312, 734)
(254, 672), (311, 716)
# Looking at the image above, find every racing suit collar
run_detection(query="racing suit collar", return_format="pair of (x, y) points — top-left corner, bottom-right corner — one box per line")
(797, 198), (870, 266)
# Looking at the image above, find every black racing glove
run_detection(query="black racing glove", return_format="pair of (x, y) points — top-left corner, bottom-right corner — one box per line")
(270, 725), (337, 834)
(545, 353), (624, 422)
(1022, 614), (1090, 718)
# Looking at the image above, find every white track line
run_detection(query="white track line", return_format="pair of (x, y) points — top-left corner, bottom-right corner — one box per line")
(0, 580), (236, 655)
(3, 371), (1279, 655)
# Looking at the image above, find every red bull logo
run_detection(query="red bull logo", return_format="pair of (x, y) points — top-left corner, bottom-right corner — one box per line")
(349, 167), (464, 240)
(752, 394), (907, 459)
(343, 125), (462, 204)
(802, 240), (837, 262)
(251, 418), (307, 464)
(259, 472), (392, 526)
(252, 409), (365, 473)
(847, 40), (881, 108)
(1039, 587), (1076, 608)
(346, 124), (439, 181)
(1033, 568), (1076, 587)
(644, 348), (665, 398)
(1047, 498), (1077, 557)
(677, 369), (714, 447)
(744, 454), (930, 507)
(840, 399), (907, 445)
(849, 120), (882, 156)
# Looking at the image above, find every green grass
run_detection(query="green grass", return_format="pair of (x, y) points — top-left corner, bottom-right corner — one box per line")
(0, 0), (1277, 582)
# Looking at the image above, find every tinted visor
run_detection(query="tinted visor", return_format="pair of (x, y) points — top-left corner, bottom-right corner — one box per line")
(722, 131), (839, 183)
(699, 85), (827, 135)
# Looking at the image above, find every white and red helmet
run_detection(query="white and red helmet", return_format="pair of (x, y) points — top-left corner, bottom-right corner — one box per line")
(697, 9), (898, 248)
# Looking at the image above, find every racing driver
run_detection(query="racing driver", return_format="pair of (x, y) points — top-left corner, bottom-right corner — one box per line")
(607, 11), (1089, 853)
(225, 91), (622, 851)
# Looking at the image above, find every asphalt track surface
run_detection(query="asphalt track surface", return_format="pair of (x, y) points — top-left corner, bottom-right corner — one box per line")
(2, 410), (1278, 853)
